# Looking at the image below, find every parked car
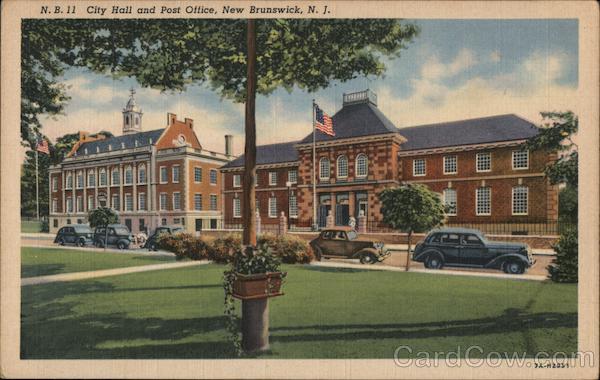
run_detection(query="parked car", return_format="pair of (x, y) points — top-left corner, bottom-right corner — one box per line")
(144, 225), (185, 251)
(310, 227), (390, 264)
(93, 224), (133, 249)
(54, 224), (94, 247)
(412, 228), (535, 274)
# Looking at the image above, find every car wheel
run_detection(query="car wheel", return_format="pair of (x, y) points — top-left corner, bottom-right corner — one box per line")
(426, 255), (444, 269)
(359, 253), (377, 264)
(505, 261), (524, 275)
(76, 239), (85, 247)
(117, 241), (127, 250)
(57, 237), (65, 246)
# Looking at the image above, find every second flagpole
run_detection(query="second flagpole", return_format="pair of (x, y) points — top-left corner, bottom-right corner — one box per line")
(311, 100), (318, 231)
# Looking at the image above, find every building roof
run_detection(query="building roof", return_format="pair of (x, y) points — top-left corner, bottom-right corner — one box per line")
(398, 114), (538, 151)
(220, 141), (299, 169)
(299, 102), (399, 144)
(74, 128), (164, 155)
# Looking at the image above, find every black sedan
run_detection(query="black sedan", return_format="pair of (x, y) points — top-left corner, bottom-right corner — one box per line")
(412, 228), (535, 274)
(54, 224), (94, 247)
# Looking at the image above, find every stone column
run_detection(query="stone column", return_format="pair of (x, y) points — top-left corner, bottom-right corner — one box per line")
(329, 192), (336, 226)
(278, 211), (287, 235)
(119, 164), (124, 212)
(94, 167), (98, 208)
(106, 165), (111, 209)
(133, 164), (137, 212)
(326, 209), (334, 228)
(357, 210), (367, 234)
(83, 170), (87, 213)
(255, 210), (262, 236)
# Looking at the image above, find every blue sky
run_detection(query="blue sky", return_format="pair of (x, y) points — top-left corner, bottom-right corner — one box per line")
(41, 19), (579, 156)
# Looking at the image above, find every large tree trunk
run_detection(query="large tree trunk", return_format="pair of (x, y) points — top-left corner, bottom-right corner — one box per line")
(242, 19), (257, 247)
(405, 230), (412, 271)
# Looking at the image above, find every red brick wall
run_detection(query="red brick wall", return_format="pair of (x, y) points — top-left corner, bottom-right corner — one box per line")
(156, 159), (185, 211)
(50, 172), (62, 213)
(155, 115), (202, 150)
(188, 159), (222, 211)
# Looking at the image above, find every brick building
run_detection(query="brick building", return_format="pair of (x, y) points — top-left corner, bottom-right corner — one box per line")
(221, 90), (558, 232)
(48, 90), (232, 234)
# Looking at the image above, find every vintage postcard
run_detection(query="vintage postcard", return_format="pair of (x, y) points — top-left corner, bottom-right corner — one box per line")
(1, 0), (598, 378)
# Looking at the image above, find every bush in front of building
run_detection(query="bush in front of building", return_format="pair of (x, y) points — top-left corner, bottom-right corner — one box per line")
(547, 227), (578, 283)
(208, 234), (243, 264)
(258, 234), (315, 264)
(157, 233), (210, 261)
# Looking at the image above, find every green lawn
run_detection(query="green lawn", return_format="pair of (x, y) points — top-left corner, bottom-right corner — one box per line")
(21, 247), (176, 278)
(21, 264), (577, 359)
(21, 220), (42, 233)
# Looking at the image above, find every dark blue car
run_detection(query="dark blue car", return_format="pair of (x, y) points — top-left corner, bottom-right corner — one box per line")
(412, 228), (535, 274)
(54, 224), (94, 247)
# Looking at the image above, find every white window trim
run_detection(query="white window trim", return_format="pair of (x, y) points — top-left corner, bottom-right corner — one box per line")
(87, 195), (94, 210)
(66, 197), (73, 213)
(159, 192), (168, 211)
(87, 171), (95, 188)
(111, 168), (120, 186)
(65, 173), (73, 190)
(288, 170), (298, 184)
(319, 157), (330, 180)
(443, 188), (457, 216)
(124, 166), (133, 185)
(269, 172), (277, 186)
(476, 152), (492, 173)
(124, 193), (134, 211)
(209, 194), (218, 211)
(194, 193), (202, 211)
(289, 194), (298, 218)
(210, 169), (218, 186)
(443, 156), (458, 175)
(512, 150), (530, 170)
(475, 187), (492, 216)
(355, 153), (368, 178)
(268, 197), (277, 218)
(138, 192), (146, 211)
(159, 166), (168, 184)
(99, 169), (107, 187)
(233, 174), (241, 188)
(413, 158), (426, 177)
(76, 196), (83, 212)
(76, 171), (84, 189)
(172, 192), (181, 210)
(172, 165), (180, 184)
(233, 198), (241, 218)
(194, 167), (202, 183)
(512, 186), (529, 215)
(52, 198), (58, 213)
(52, 177), (58, 192)
(337, 155), (348, 179)
(112, 194), (120, 210)
(138, 165), (147, 184)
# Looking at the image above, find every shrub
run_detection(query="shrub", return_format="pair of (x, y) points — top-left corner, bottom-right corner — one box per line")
(40, 219), (49, 233)
(547, 228), (578, 283)
(209, 234), (242, 264)
(157, 233), (210, 261)
(257, 233), (314, 264)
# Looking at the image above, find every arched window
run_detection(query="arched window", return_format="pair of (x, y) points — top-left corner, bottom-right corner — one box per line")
(337, 155), (348, 179)
(99, 168), (107, 186)
(125, 115), (129, 125)
(112, 167), (120, 186)
(124, 165), (133, 185)
(319, 157), (330, 180)
(355, 154), (368, 178)
(138, 164), (146, 184)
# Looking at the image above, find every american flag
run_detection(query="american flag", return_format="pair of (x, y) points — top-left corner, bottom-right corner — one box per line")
(35, 138), (50, 155)
(315, 104), (335, 136)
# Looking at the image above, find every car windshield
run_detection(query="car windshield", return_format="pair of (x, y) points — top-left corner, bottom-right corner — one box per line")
(346, 230), (357, 240)
(74, 226), (92, 233)
(114, 227), (130, 235)
(172, 227), (184, 234)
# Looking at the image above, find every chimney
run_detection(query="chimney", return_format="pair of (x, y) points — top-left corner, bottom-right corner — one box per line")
(167, 113), (177, 125)
(184, 118), (194, 129)
(225, 135), (233, 157)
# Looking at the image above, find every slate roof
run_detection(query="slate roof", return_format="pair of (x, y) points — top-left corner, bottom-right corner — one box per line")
(398, 114), (538, 151)
(75, 128), (165, 155)
(221, 141), (299, 169)
(299, 102), (399, 144)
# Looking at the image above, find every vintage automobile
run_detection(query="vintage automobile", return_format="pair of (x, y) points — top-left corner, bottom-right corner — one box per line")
(93, 224), (134, 250)
(412, 228), (535, 274)
(144, 225), (185, 251)
(309, 227), (390, 264)
(54, 224), (94, 247)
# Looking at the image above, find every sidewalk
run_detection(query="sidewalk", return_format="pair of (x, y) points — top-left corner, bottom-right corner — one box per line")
(22, 260), (209, 286)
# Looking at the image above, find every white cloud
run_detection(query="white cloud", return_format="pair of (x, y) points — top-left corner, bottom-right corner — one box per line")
(489, 50), (502, 63)
(64, 76), (121, 105)
(421, 48), (478, 80)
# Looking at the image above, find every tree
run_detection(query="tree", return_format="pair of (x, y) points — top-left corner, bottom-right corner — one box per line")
(22, 19), (419, 246)
(378, 184), (445, 271)
(88, 207), (119, 251)
(547, 227), (578, 283)
(558, 186), (577, 224)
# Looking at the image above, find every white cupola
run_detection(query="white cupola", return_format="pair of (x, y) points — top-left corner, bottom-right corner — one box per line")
(122, 88), (143, 134)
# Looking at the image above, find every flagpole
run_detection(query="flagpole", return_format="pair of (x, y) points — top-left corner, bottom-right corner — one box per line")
(311, 100), (317, 231)
(35, 146), (40, 221)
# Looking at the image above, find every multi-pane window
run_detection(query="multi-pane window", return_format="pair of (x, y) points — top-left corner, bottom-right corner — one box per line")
(288, 170), (297, 184)
(76, 196), (83, 212)
(512, 150), (529, 170)
(87, 171), (96, 187)
(289, 194), (298, 218)
(125, 194), (134, 211)
(194, 193), (202, 210)
(160, 166), (168, 183)
(138, 193), (146, 211)
(112, 167), (120, 185)
(124, 166), (133, 185)
(269, 172), (277, 186)
(413, 158), (426, 176)
(173, 192), (181, 210)
(66, 173), (73, 189)
(52, 199), (58, 213)
(443, 156), (457, 174)
(268, 197), (277, 217)
(512, 186), (528, 215)
(172, 166), (180, 183)
(76, 171), (84, 188)
(66, 197), (73, 213)
(194, 167), (202, 182)
(319, 157), (330, 180)
(210, 169), (217, 185)
(356, 154), (368, 178)
(210, 194), (218, 210)
(87, 195), (94, 211)
(443, 188), (457, 216)
(233, 174), (241, 187)
(159, 193), (168, 211)
(99, 169), (107, 186)
(138, 165), (146, 184)
(476, 187), (491, 216)
(233, 198), (241, 218)
(476, 152), (491, 172)
(52, 177), (58, 192)
(337, 155), (348, 178)
(112, 194), (120, 210)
